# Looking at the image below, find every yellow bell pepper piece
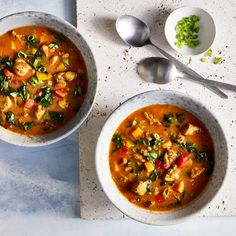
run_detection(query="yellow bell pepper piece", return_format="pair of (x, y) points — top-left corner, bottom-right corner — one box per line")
(36, 72), (52, 81)
(57, 62), (67, 72)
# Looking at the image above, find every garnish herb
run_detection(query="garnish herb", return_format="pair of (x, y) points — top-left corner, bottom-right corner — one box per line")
(26, 35), (39, 48)
(36, 87), (52, 107)
(51, 32), (65, 44)
(29, 77), (40, 86)
(73, 86), (82, 97)
(149, 169), (158, 181)
(49, 111), (64, 123)
(4, 111), (16, 126)
(0, 75), (10, 95)
(17, 85), (28, 101)
(162, 113), (174, 127)
(1, 57), (13, 68)
(49, 43), (59, 50)
(34, 49), (43, 58)
(18, 51), (28, 58)
(112, 134), (123, 151)
(176, 112), (185, 123)
(185, 142), (196, 153)
(22, 122), (33, 131)
(37, 65), (47, 72)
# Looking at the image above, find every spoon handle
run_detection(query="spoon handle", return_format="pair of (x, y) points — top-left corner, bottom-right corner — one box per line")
(149, 42), (228, 99)
(185, 75), (236, 92)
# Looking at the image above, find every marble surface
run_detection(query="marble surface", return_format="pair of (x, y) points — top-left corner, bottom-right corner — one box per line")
(78, 0), (236, 219)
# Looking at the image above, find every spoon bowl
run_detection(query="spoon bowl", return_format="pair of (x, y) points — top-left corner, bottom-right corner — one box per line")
(137, 57), (176, 84)
(116, 15), (150, 47)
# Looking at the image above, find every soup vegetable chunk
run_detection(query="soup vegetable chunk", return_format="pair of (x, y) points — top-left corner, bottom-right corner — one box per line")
(109, 104), (214, 211)
(0, 26), (87, 135)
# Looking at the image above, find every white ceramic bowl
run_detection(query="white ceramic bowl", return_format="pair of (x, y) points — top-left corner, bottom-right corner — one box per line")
(165, 7), (216, 55)
(0, 11), (97, 146)
(96, 90), (228, 225)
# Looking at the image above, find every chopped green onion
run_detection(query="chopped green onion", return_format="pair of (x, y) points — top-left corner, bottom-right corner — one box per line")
(213, 57), (222, 64)
(206, 48), (213, 57)
(18, 51), (28, 58)
(34, 49), (43, 58)
(33, 58), (39, 69)
(37, 65), (47, 72)
(174, 15), (200, 49)
(49, 43), (59, 50)
(29, 76), (40, 86)
(63, 58), (69, 67)
(26, 35), (39, 48)
(22, 122), (33, 131)
(200, 57), (208, 62)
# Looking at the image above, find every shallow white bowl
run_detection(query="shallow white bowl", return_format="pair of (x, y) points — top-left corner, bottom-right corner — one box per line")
(0, 11), (97, 146)
(96, 90), (228, 225)
(165, 7), (216, 55)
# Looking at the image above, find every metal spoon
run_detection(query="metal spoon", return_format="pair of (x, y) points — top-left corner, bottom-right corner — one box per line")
(116, 15), (228, 99)
(137, 57), (236, 92)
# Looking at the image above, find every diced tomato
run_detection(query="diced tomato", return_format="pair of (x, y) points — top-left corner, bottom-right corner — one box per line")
(119, 146), (129, 156)
(155, 192), (165, 203)
(177, 152), (190, 168)
(36, 89), (43, 97)
(4, 69), (15, 78)
(160, 162), (170, 170)
(55, 89), (67, 98)
(155, 160), (162, 168)
(24, 99), (35, 109)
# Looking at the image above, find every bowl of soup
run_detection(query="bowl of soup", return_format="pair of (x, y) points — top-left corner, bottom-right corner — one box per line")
(96, 90), (228, 225)
(0, 12), (97, 146)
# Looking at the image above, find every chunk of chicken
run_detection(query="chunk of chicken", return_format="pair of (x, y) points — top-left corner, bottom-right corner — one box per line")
(177, 133), (185, 144)
(13, 58), (32, 77)
(0, 96), (12, 112)
(54, 73), (67, 89)
(162, 140), (172, 149)
(64, 71), (77, 81)
(164, 165), (180, 182)
(135, 181), (149, 196)
(54, 72), (77, 89)
(181, 123), (200, 136)
(49, 55), (61, 67)
(190, 167), (205, 178)
(41, 45), (52, 58)
(144, 112), (161, 125)
(34, 104), (45, 121)
(133, 153), (145, 163)
(58, 98), (68, 109)
(163, 150), (177, 166)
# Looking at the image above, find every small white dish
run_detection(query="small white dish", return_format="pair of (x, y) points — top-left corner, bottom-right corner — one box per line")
(96, 90), (228, 225)
(164, 7), (216, 55)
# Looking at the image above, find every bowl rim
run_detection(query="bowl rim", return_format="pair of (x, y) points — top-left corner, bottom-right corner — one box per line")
(0, 11), (98, 146)
(164, 6), (216, 56)
(95, 89), (229, 225)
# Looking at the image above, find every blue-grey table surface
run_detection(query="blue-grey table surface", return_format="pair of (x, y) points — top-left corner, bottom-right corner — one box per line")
(0, 0), (235, 235)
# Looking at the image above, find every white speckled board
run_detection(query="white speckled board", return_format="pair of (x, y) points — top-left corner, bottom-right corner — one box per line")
(77, 0), (236, 219)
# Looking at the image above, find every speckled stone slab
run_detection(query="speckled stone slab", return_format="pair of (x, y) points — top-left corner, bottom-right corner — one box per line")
(77, 0), (236, 219)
